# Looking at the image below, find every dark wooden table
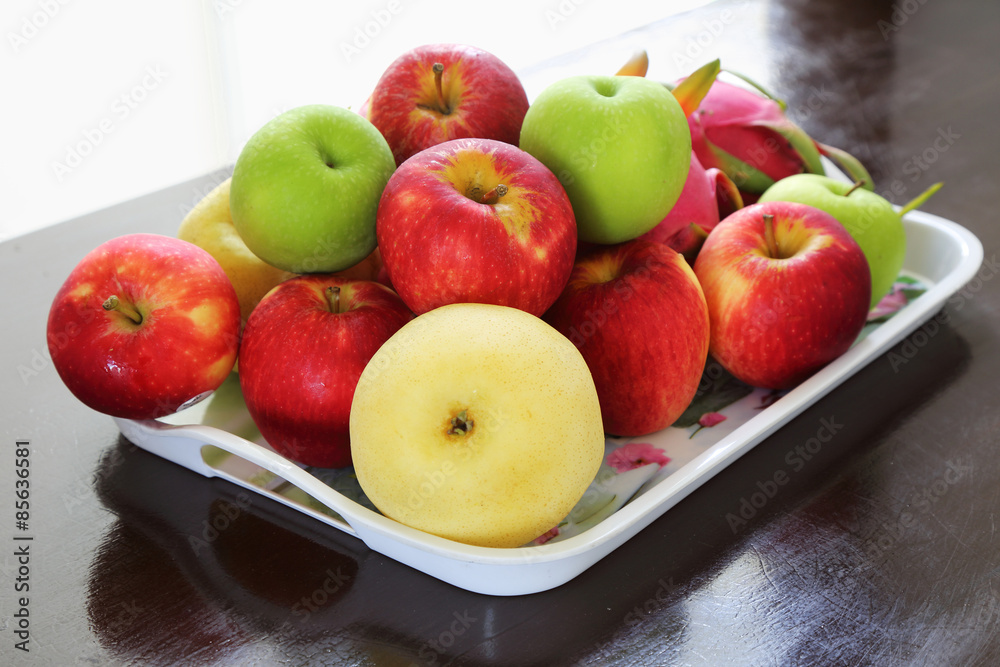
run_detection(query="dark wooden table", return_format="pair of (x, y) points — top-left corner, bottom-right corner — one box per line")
(4, 0), (1000, 664)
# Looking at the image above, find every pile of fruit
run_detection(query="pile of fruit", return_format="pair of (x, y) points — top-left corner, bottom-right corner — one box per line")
(46, 44), (941, 549)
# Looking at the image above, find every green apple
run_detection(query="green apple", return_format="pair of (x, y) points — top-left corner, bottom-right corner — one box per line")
(519, 74), (691, 245)
(758, 174), (941, 309)
(230, 104), (396, 274)
(349, 302), (605, 548)
(177, 177), (297, 326)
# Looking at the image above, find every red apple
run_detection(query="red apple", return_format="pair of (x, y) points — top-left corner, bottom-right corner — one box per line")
(47, 233), (241, 419)
(693, 201), (871, 389)
(237, 276), (412, 468)
(366, 43), (530, 166)
(543, 239), (710, 437)
(376, 137), (577, 316)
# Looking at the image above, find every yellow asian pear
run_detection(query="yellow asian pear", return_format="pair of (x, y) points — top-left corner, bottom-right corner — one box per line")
(177, 177), (297, 326)
(349, 303), (605, 548)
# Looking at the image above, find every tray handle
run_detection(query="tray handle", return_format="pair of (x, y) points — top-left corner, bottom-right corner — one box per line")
(113, 416), (366, 536)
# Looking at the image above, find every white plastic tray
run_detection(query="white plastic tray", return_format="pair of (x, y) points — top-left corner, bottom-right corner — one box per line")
(114, 208), (983, 596)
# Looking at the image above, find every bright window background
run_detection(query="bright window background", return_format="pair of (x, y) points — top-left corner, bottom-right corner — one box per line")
(1, 0), (716, 242)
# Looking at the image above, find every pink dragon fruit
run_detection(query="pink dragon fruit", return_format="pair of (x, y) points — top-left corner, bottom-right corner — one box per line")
(639, 151), (742, 262)
(682, 76), (872, 199)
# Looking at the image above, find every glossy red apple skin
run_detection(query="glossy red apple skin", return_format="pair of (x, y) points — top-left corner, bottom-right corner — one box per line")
(237, 276), (413, 468)
(376, 137), (577, 317)
(543, 239), (710, 437)
(693, 201), (872, 390)
(46, 233), (241, 419)
(366, 43), (530, 166)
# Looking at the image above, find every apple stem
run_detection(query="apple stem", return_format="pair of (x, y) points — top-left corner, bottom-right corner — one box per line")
(325, 285), (342, 314)
(102, 295), (143, 324)
(763, 214), (781, 258)
(432, 62), (450, 114)
(844, 179), (867, 196)
(480, 184), (508, 205)
(448, 409), (474, 436)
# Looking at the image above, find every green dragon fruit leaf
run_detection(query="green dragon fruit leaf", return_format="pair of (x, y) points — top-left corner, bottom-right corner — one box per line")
(762, 120), (826, 176)
(899, 181), (943, 217)
(704, 142), (779, 194)
(720, 68), (789, 111)
(815, 141), (875, 191)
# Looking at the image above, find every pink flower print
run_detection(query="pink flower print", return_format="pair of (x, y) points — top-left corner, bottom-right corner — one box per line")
(607, 442), (671, 473)
(868, 282), (910, 321)
(690, 411), (728, 438)
(534, 526), (559, 545)
(699, 412), (727, 428)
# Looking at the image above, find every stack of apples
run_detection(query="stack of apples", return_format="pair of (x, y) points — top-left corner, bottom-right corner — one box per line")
(47, 42), (939, 549)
